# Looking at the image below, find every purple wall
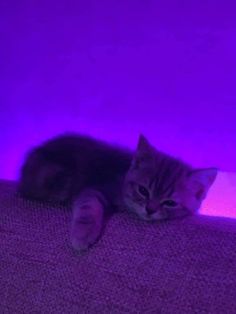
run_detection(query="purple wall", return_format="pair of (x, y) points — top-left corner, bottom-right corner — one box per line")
(1, 0), (236, 181)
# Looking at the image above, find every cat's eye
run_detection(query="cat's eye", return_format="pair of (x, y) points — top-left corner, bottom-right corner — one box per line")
(162, 200), (178, 207)
(138, 185), (150, 198)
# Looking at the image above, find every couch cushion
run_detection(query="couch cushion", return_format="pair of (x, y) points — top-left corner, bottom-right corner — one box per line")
(0, 180), (236, 313)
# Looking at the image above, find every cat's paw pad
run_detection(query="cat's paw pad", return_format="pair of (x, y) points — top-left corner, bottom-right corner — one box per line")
(70, 216), (102, 252)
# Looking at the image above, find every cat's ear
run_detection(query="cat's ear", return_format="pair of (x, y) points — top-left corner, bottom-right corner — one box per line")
(137, 134), (152, 154)
(188, 168), (218, 200)
(131, 135), (154, 169)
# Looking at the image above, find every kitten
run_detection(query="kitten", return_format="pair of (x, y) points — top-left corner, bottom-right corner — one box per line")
(18, 133), (217, 251)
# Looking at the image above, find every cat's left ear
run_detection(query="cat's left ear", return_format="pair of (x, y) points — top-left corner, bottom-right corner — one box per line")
(137, 134), (152, 154)
(131, 135), (154, 169)
(188, 168), (218, 200)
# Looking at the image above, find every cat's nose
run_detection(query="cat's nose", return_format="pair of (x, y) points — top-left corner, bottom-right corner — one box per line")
(146, 206), (157, 215)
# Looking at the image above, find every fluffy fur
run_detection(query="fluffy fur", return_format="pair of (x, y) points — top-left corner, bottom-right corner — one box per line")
(18, 133), (217, 251)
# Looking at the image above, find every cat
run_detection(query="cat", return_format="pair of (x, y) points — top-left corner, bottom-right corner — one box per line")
(18, 133), (217, 251)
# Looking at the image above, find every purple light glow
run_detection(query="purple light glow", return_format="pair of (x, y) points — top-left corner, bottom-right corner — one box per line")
(201, 172), (236, 219)
(1, 1), (236, 219)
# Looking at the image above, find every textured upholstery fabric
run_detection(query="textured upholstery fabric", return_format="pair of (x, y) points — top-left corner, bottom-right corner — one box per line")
(1, 180), (236, 313)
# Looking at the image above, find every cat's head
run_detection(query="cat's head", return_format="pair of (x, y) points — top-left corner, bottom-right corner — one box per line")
(123, 135), (217, 221)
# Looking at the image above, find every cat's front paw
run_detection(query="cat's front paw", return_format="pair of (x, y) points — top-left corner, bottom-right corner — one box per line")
(70, 216), (102, 252)
(70, 194), (104, 252)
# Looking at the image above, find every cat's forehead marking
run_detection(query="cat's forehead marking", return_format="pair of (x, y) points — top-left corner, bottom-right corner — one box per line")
(150, 155), (189, 198)
(149, 174), (159, 189)
(152, 174), (174, 198)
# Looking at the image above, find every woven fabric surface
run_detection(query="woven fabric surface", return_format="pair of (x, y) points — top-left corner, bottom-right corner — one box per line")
(0, 180), (236, 314)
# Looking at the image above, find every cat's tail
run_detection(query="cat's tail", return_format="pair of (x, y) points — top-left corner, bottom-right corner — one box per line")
(18, 148), (72, 202)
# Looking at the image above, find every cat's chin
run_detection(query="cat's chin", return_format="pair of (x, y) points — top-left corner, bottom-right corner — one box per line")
(124, 203), (166, 222)
(141, 215), (157, 222)
(137, 212), (165, 222)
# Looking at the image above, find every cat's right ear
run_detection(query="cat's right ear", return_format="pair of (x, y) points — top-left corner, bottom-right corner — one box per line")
(188, 168), (218, 200)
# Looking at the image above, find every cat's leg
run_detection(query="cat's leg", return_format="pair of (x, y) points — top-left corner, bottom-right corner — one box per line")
(70, 189), (108, 251)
